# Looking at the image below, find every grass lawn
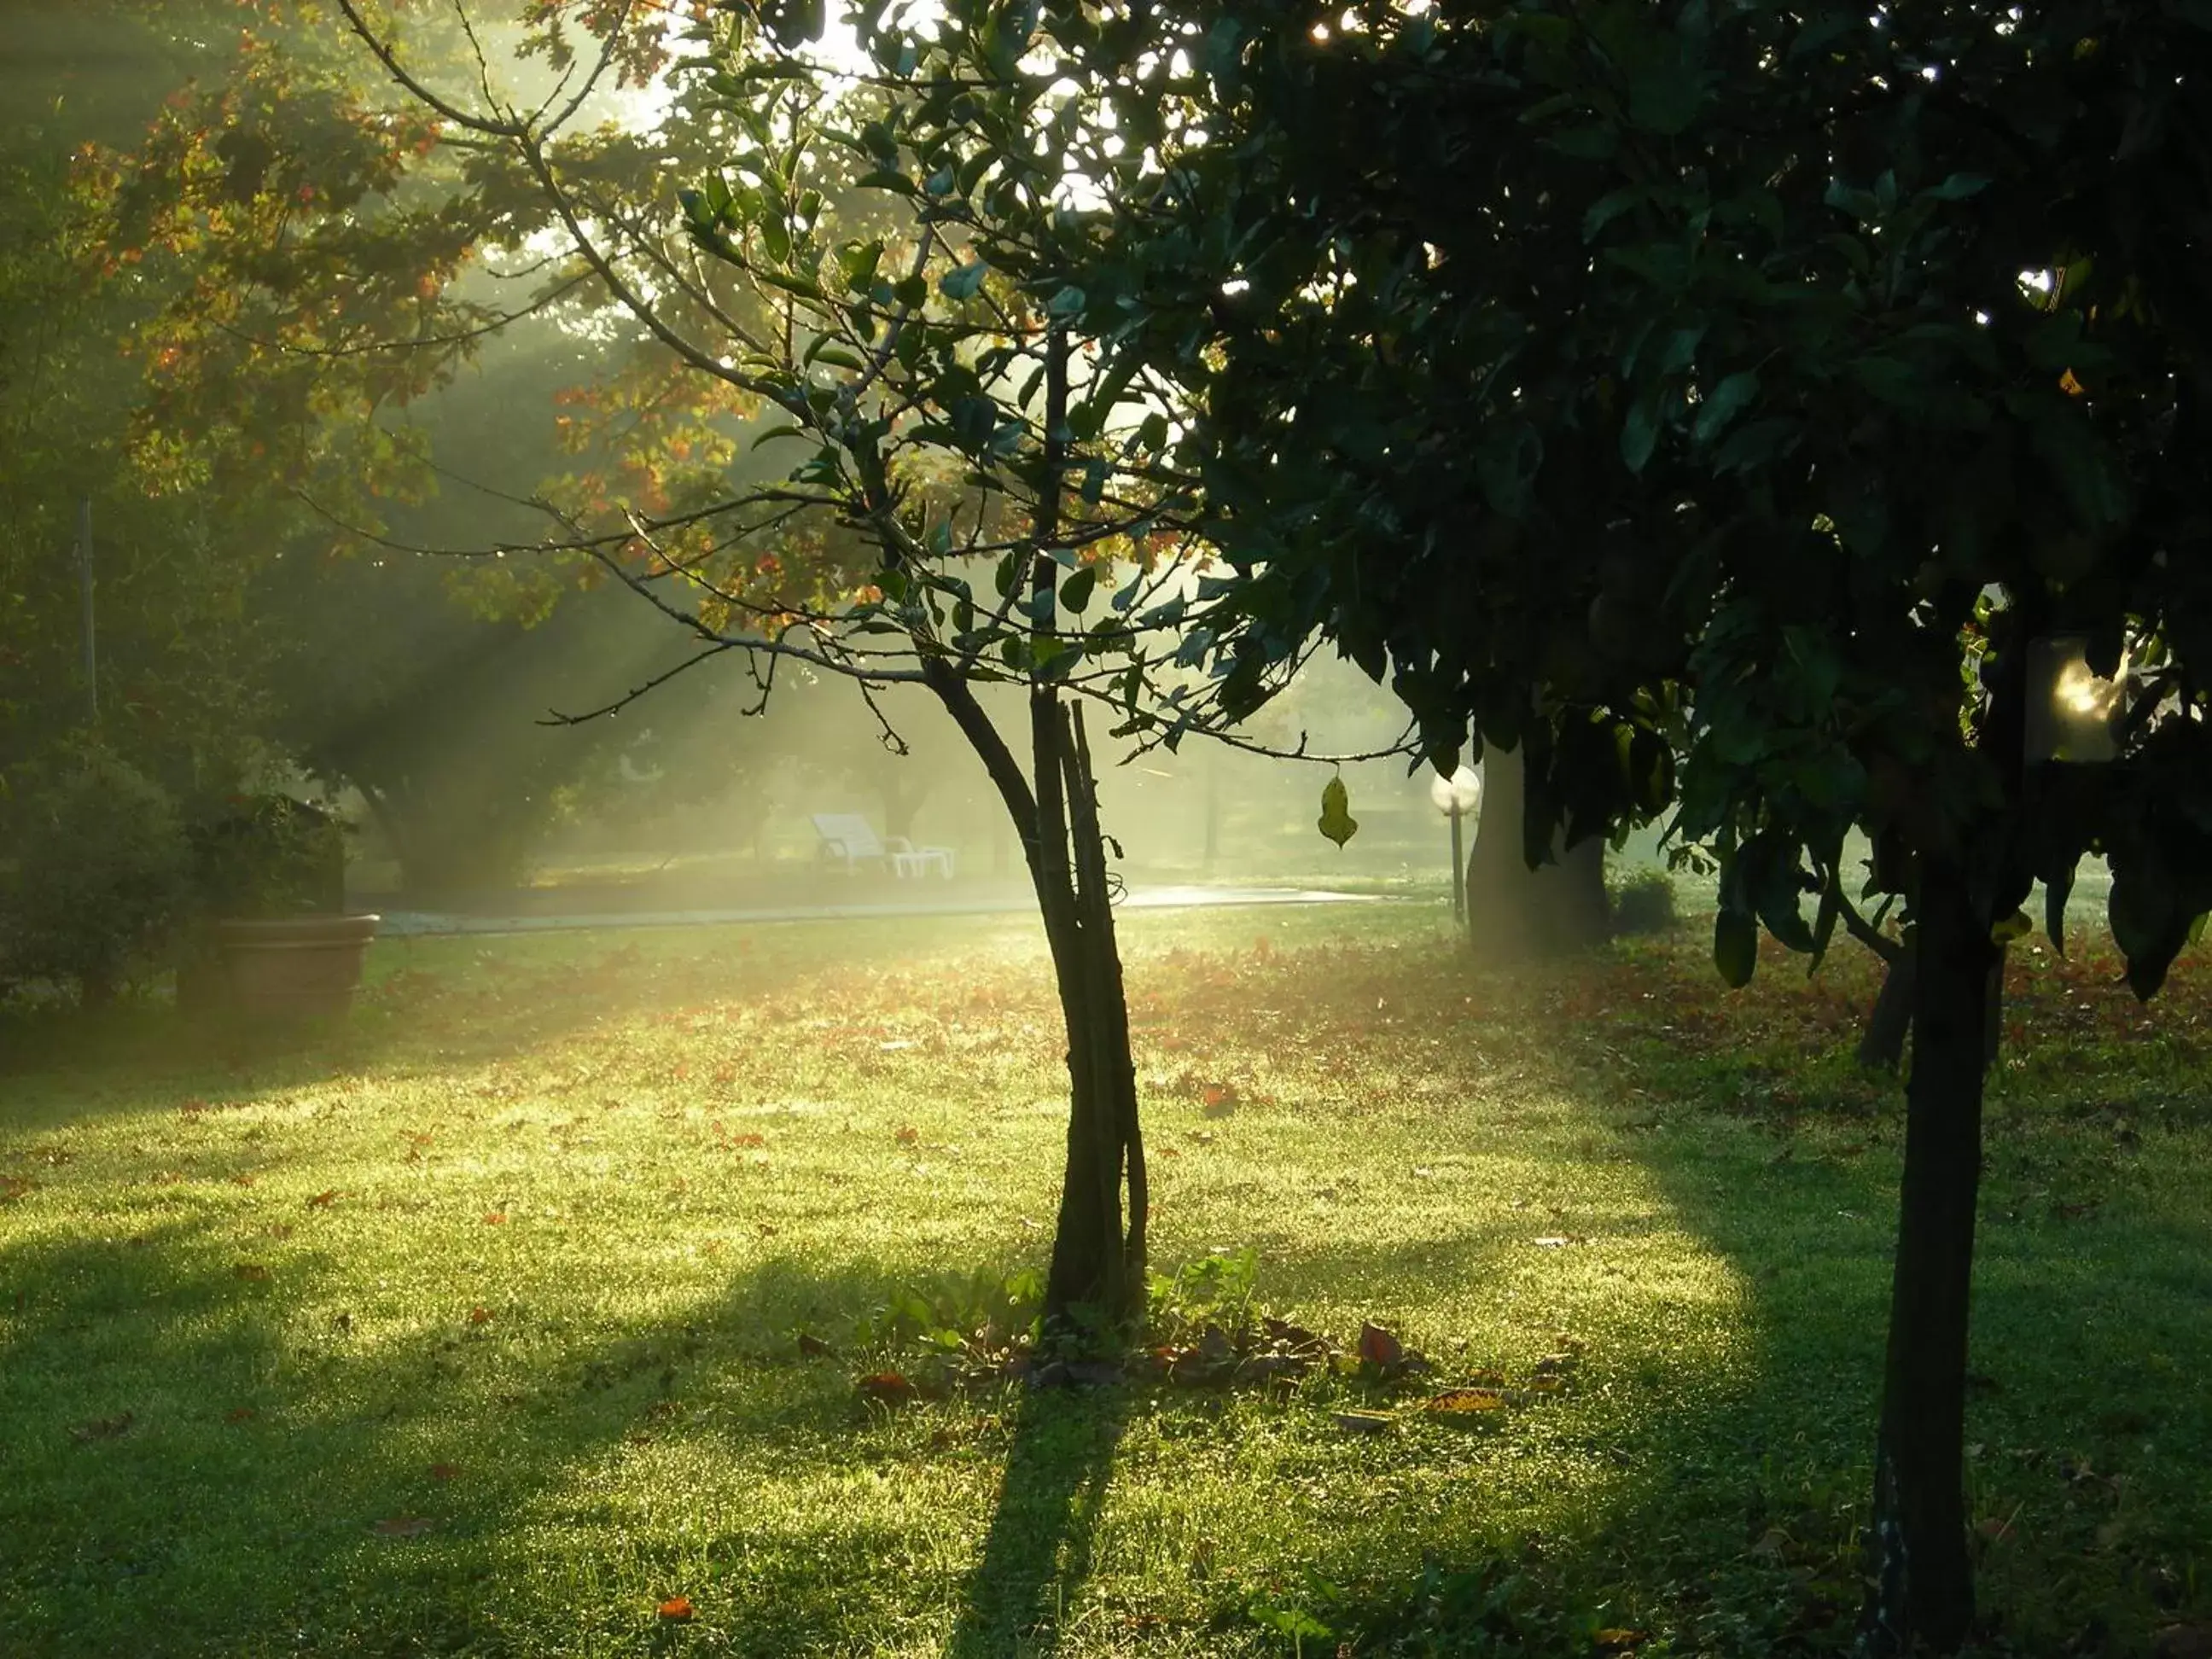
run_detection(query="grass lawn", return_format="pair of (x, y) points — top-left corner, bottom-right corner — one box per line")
(3, 903), (2209, 1656)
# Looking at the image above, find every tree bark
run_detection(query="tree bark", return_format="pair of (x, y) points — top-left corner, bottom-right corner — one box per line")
(1463, 744), (1610, 960)
(1860, 853), (1992, 1655)
(1858, 947), (2004, 1073)
(910, 327), (1147, 1334)
(1858, 950), (1915, 1071)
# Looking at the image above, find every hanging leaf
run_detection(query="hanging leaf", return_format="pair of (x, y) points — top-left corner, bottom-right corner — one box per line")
(1714, 907), (1759, 987)
(1317, 776), (1359, 847)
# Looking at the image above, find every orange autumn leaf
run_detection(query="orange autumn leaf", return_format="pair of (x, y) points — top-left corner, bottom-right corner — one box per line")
(657, 1596), (695, 1621)
(482, 1211), (507, 1225)
(469, 1306), (492, 1325)
(894, 1126), (920, 1146)
(224, 1406), (258, 1423)
(429, 1462), (458, 1481)
(307, 1189), (339, 1208)
(857, 1371), (917, 1405)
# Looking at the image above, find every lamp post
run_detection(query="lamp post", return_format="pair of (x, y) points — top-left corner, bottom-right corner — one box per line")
(1428, 763), (1482, 923)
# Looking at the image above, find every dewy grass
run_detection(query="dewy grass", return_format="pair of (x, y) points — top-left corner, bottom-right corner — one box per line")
(2, 906), (2207, 1656)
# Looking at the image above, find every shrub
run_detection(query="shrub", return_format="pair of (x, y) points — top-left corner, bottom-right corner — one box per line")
(187, 794), (346, 919)
(0, 752), (190, 1004)
(1609, 868), (1681, 937)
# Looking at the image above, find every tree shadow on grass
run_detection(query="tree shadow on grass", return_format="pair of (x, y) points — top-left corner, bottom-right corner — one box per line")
(0, 1221), (971, 1657)
(946, 1382), (1127, 1658)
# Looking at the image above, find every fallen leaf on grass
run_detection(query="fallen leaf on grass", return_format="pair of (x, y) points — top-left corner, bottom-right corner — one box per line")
(1199, 1083), (1239, 1117)
(1357, 1322), (1404, 1367)
(1333, 1410), (1394, 1435)
(307, 1190), (339, 1208)
(69, 1412), (135, 1442)
(429, 1463), (458, 1482)
(797, 1332), (834, 1359)
(1533, 1235), (1587, 1249)
(372, 1516), (436, 1540)
(0, 1176), (32, 1203)
(482, 1211), (507, 1225)
(230, 1173), (257, 1187)
(1593, 1629), (1648, 1653)
(1424, 1388), (1506, 1416)
(857, 1371), (918, 1405)
(469, 1306), (492, 1325)
(235, 1263), (271, 1282)
(224, 1407), (258, 1423)
(894, 1126), (921, 1147)
(657, 1597), (695, 1622)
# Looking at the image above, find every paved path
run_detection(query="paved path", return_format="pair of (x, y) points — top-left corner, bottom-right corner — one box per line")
(373, 884), (1401, 938)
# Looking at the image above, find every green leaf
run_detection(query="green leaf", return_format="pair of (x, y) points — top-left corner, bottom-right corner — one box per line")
(1692, 370), (1760, 445)
(940, 261), (988, 300)
(1924, 172), (1992, 201)
(1627, 48), (1703, 136)
(1620, 393), (1662, 474)
(1581, 186), (1646, 242)
(1060, 564), (1098, 613)
(1714, 907), (1758, 987)
(2044, 864), (2074, 954)
(1317, 776), (1359, 848)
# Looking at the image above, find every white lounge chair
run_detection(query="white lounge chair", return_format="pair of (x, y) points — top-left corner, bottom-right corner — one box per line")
(810, 812), (957, 879)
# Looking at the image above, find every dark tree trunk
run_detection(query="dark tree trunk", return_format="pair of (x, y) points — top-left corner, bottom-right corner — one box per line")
(1858, 947), (2004, 1073)
(1463, 745), (1610, 960)
(1858, 950), (1915, 1071)
(1860, 854), (1992, 1655)
(1045, 704), (1146, 1318)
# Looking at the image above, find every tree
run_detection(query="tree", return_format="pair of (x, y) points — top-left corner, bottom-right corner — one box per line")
(1055, 0), (2212, 1650)
(322, 0), (1396, 1329)
(0, 0), (565, 829)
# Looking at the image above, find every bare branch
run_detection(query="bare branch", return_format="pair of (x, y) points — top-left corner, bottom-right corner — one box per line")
(540, 642), (743, 725)
(334, 0), (527, 137)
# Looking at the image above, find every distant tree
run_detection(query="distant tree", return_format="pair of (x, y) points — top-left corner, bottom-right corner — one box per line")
(1073, 2), (2212, 1649)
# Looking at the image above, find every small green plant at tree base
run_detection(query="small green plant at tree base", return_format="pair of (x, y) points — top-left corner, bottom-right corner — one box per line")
(0, 750), (189, 1007)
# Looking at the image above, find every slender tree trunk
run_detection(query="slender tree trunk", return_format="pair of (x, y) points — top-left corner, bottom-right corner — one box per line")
(1463, 745), (1610, 959)
(1860, 854), (1992, 1655)
(1062, 705), (1145, 1299)
(908, 326), (1146, 1333)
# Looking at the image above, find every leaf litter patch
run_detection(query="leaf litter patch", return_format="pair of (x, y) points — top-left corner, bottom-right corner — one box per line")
(824, 1252), (1586, 1431)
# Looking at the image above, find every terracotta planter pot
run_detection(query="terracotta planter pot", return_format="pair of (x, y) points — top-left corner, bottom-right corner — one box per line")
(216, 914), (381, 1019)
